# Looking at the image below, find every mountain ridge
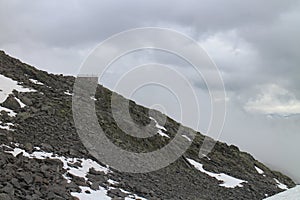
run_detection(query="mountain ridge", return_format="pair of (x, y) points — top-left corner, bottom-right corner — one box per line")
(0, 50), (296, 200)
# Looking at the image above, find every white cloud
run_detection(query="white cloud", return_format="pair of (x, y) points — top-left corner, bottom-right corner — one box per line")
(244, 84), (300, 116)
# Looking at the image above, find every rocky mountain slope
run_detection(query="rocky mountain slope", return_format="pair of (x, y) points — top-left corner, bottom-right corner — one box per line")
(0, 50), (296, 200)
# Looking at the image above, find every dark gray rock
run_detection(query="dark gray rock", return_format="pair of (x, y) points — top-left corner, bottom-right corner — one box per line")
(1, 95), (20, 111)
(66, 182), (80, 193)
(86, 173), (107, 183)
(0, 111), (10, 121)
(0, 183), (14, 196)
(24, 142), (34, 153)
(68, 174), (88, 187)
(16, 112), (31, 122)
(89, 167), (105, 175)
(11, 178), (21, 189)
(0, 193), (11, 200)
(108, 188), (128, 198)
(40, 143), (54, 151)
(19, 96), (32, 106)
(90, 181), (101, 190)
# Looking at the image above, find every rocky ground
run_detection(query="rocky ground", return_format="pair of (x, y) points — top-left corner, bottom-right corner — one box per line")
(0, 50), (296, 200)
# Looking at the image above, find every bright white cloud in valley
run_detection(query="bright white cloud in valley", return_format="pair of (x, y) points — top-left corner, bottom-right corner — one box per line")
(245, 84), (300, 116)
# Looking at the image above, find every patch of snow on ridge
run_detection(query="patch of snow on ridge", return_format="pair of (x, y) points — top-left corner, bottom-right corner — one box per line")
(90, 96), (97, 101)
(71, 185), (148, 200)
(71, 186), (111, 200)
(64, 90), (73, 96)
(1, 144), (110, 178)
(263, 185), (300, 200)
(29, 78), (44, 85)
(107, 179), (119, 185)
(182, 135), (192, 141)
(150, 117), (169, 138)
(0, 74), (36, 103)
(187, 158), (247, 188)
(0, 122), (14, 130)
(157, 129), (170, 138)
(65, 158), (110, 180)
(150, 117), (167, 131)
(255, 166), (264, 174)
(118, 188), (148, 200)
(200, 153), (211, 161)
(15, 97), (26, 108)
(1, 144), (147, 200)
(0, 106), (16, 117)
(274, 178), (288, 190)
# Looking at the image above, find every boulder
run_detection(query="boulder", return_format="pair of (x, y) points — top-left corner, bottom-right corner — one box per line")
(0, 193), (11, 200)
(1, 95), (20, 111)
(19, 96), (32, 106)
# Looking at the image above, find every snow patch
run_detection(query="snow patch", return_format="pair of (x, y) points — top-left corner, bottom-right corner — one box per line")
(64, 158), (110, 180)
(200, 153), (211, 160)
(71, 186), (111, 200)
(15, 97), (26, 108)
(1, 144), (110, 180)
(64, 90), (73, 96)
(29, 78), (44, 85)
(274, 178), (288, 190)
(0, 74), (36, 103)
(264, 185), (300, 200)
(90, 96), (97, 101)
(157, 129), (170, 138)
(182, 135), (192, 142)
(107, 179), (119, 185)
(187, 158), (247, 188)
(1, 144), (147, 200)
(71, 185), (147, 200)
(255, 166), (264, 175)
(0, 122), (14, 130)
(0, 106), (16, 117)
(150, 117), (169, 138)
(150, 117), (167, 131)
(118, 188), (148, 200)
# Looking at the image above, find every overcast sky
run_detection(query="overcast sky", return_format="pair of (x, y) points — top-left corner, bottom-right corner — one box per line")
(0, 0), (300, 183)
